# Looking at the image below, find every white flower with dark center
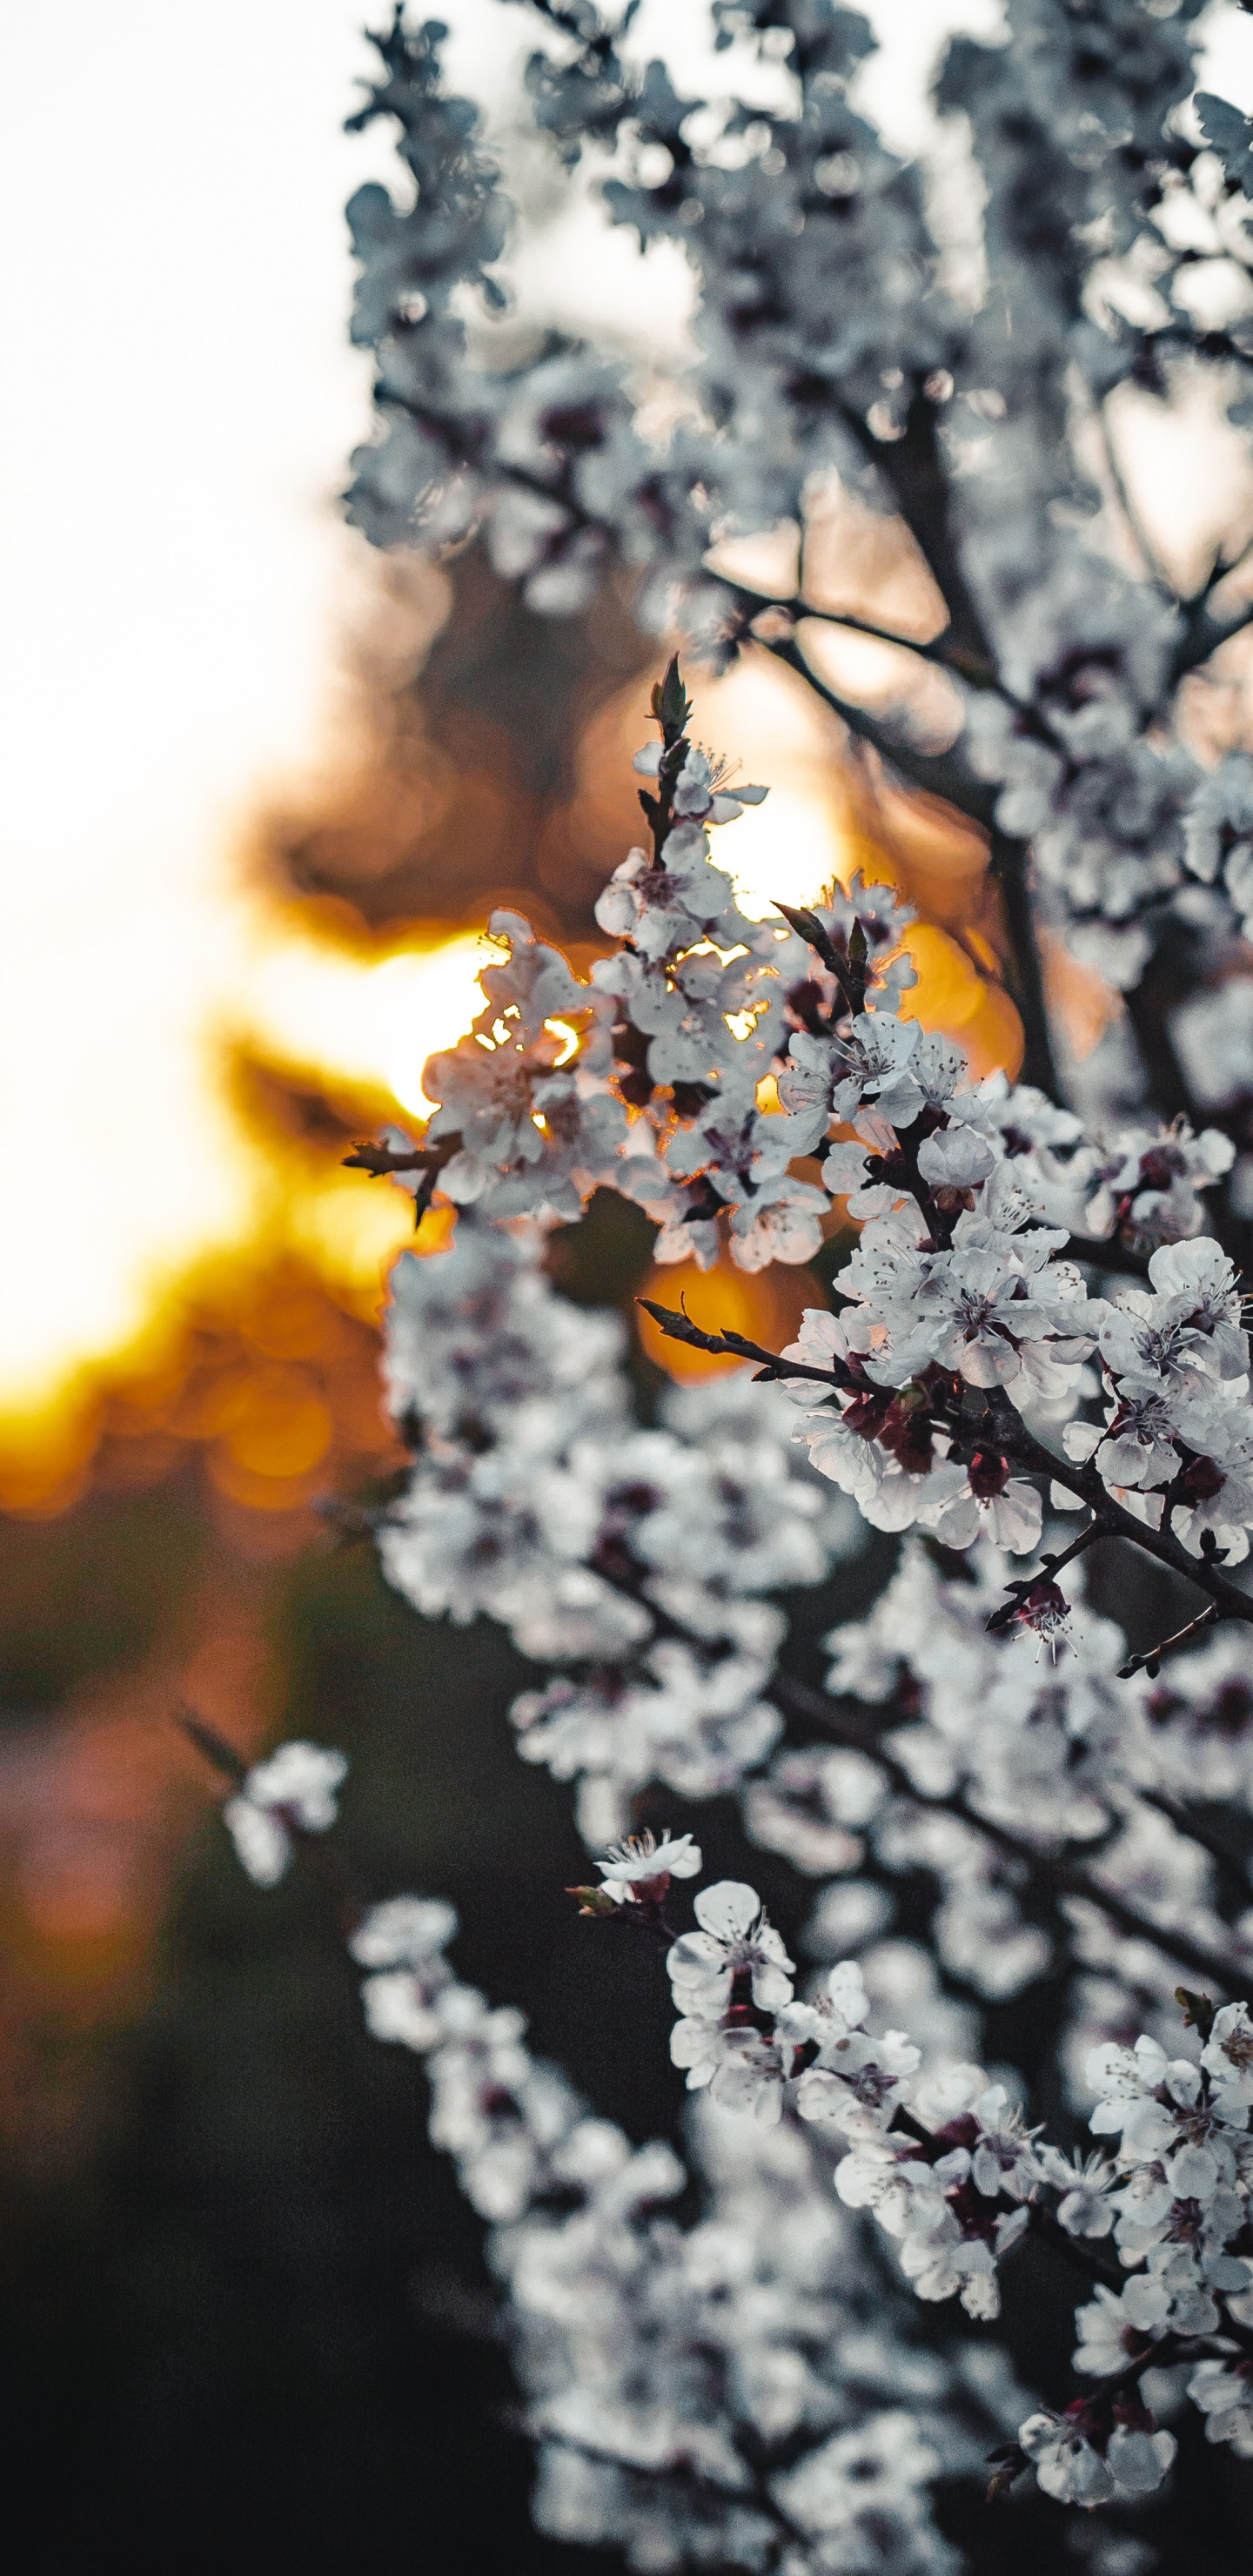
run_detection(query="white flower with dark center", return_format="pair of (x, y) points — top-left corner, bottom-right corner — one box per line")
(1018, 2410), (1175, 2504)
(666, 1881), (794, 2020)
(1189, 2360), (1253, 2455)
(968, 2086), (1042, 2200)
(834, 2138), (941, 2237)
(897, 2197), (1026, 2322)
(919, 1460), (1042, 1556)
(835, 1011), (926, 1130)
(1089, 1378), (1182, 1491)
(668, 2012), (787, 2122)
(778, 1031), (846, 1155)
(596, 1828), (702, 1905)
(703, 2024), (788, 2124)
(1071, 2277), (1171, 2376)
(792, 1963), (920, 2135)
(223, 1741), (347, 1888)
(1036, 2145), (1117, 2237)
(885, 1247), (1086, 1399)
(1017, 2412), (1116, 2506)
(1099, 1240), (1247, 1387)
(1201, 2001), (1253, 2112)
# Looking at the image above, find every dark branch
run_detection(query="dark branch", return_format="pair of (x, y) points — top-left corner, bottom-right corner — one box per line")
(761, 631), (998, 830)
(1119, 1601), (1221, 1680)
(985, 1518), (1110, 1630)
(637, 1299), (851, 1389)
(770, 1667), (1240, 1991)
(1169, 584), (1253, 687)
(176, 1703), (248, 1784)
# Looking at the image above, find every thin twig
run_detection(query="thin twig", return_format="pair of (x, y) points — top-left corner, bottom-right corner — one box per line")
(1118, 1601), (1221, 1680)
(637, 1300), (850, 1388)
(985, 1519), (1110, 1631)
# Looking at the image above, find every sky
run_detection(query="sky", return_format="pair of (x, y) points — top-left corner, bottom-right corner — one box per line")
(3, 0), (1253, 1425)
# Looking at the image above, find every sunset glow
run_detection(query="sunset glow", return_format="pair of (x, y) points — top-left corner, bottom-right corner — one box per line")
(0, 0), (1056, 1510)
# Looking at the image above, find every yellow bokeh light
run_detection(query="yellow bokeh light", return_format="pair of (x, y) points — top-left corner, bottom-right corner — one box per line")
(0, 888), (491, 1442)
(236, 924), (500, 1118)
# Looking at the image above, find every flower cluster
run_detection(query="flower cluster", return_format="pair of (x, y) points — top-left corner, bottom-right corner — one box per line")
(322, 1837), (1007, 2576)
(372, 679), (1243, 1615)
(652, 1864), (1253, 2512)
(344, 1), (1253, 982)
(378, 1211), (862, 1844)
(211, 1690), (1253, 2545)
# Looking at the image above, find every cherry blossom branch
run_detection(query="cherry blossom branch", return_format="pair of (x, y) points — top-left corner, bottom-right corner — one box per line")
(988, 828), (1063, 1101)
(754, 634), (1062, 1097)
(1169, 576), (1253, 686)
(176, 1703), (248, 1785)
(1136, 1783), (1251, 1879)
(722, 580), (1006, 696)
(566, 1885), (677, 1946)
(579, 1526), (1249, 1992)
(637, 656), (694, 867)
(344, 1129), (463, 1230)
(984, 1518), (1112, 1631)
(983, 1392), (1253, 1635)
(768, 1667), (1241, 1992)
(886, 2099), (1122, 2290)
(988, 2330), (1252, 2503)
(178, 1708), (366, 1939)
(636, 1299), (852, 1390)
(640, 1302), (1253, 1647)
(761, 629), (999, 830)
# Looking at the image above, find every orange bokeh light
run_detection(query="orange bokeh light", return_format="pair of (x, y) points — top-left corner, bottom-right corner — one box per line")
(636, 1252), (829, 1384)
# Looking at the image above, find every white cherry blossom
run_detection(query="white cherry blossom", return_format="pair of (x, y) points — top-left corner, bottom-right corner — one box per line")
(222, 1741), (347, 1888)
(594, 1829), (702, 1905)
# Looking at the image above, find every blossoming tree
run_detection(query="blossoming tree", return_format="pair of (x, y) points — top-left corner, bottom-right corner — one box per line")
(195, 4), (1253, 2567)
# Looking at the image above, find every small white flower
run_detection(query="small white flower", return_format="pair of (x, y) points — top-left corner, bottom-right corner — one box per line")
(1072, 2277), (1170, 2376)
(968, 2086), (1042, 2200)
(1036, 2145), (1117, 2238)
(666, 1881), (794, 2019)
(1201, 2001), (1253, 2112)
(915, 1124), (995, 1190)
(349, 1895), (458, 1969)
(596, 1828), (702, 1903)
(1018, 2411), (1116, 2506)
(1189, 2360), (1253, 2455)
(223, 1741), (347, 1888)
(360, 1971), (445, 2053)
(1106, 2424), (1177, 2496)
(1018, 2409), (1174, 2505)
